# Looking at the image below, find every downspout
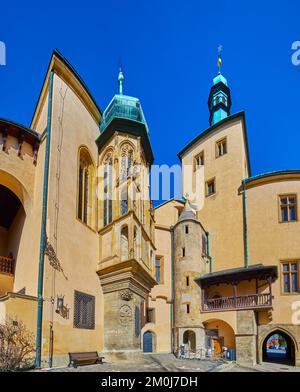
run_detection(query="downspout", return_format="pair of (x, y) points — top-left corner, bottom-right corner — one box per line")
(170, 225), (174, 354)
(242, 179), (249, 268)
(35, 71), (54, 368)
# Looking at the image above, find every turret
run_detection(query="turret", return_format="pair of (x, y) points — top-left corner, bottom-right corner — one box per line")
(173, 199), (208, 355)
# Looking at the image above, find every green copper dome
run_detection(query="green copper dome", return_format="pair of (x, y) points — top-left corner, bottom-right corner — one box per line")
(213, 72), (228, 86)
(99, 94), (149, 134)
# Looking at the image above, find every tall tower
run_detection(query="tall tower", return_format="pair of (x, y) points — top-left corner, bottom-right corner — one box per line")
(173, 200), (208, 355)
(96, 69), (156, 356)
(208, 47), (232, 126)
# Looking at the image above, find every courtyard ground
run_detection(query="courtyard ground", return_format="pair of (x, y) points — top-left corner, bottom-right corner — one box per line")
(38, 354), (300, 373)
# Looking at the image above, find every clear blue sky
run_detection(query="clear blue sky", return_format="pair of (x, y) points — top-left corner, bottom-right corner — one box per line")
(1, 1), (299, 182)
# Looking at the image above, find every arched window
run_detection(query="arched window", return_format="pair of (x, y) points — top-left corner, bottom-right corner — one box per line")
(120, 225), (129, 261)
(120, 144), (133, 182)
(103, 152), (113, 226)
(78, 148), (94, 226)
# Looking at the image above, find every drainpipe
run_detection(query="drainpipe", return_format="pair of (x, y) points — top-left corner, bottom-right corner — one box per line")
(35, 71), (54, 368)
(242, 179), (249, 268)
(170, 225), (174, 354)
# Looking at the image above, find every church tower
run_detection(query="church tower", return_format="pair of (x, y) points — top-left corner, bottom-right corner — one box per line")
(208, 47), (232, 126)
(96, 70), (156, 356)
(173, 200), (208, 355)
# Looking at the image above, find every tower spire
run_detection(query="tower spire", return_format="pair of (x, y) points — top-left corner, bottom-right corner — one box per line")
(118, 67), (124, 95)
(208, 46), (231, 126)
(218, 45), (223, 74)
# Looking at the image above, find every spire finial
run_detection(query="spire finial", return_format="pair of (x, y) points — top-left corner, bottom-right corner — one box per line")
(118, 67), (124, 95)
(218, 45), (223, 74)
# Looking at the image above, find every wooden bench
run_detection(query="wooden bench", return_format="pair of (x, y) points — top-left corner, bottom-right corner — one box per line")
(68, 352), (105, 368)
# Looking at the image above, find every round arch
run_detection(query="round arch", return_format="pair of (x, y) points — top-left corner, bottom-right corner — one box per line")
(261, 328), (297, 366)
(78, 145), (96, 167)
(203, 319), (236, 358)
(183, 330), (196, 351)
(0, 169), (31, 213)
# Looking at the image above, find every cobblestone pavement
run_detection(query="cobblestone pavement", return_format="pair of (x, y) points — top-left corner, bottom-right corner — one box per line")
(39, 355), (300, 373)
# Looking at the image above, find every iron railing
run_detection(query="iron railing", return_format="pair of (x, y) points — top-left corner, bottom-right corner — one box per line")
(202, 292), (272, 312)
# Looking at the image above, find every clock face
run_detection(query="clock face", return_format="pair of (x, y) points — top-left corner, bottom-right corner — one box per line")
(120, 305), (132, 325)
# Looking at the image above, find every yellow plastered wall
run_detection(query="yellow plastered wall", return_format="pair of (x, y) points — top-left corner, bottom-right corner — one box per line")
(39, 72), (103, 360)
(142, 200), (184, 352)
(181, 117), (249, 272)
(247, 178), (300, 325)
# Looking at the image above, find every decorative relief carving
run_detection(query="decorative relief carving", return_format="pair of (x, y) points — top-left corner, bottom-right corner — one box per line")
(119, 304), (132, 325)
(119, 289), (133, 301)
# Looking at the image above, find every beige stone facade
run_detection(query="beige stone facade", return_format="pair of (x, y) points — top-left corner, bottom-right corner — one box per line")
(0, 50), (299, 368)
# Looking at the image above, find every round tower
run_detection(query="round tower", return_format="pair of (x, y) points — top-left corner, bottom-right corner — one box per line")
(173, 200), (207, 356)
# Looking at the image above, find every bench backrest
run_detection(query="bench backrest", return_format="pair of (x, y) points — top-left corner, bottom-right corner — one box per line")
(69, 352), (98, 361)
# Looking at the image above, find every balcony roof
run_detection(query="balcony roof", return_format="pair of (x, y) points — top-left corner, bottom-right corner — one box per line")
(0, 118), (40, 146)
(195, 264), (278, 288)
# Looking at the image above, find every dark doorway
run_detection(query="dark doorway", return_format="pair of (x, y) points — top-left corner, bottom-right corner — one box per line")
(263, 330), (295, 366)
(0, 185), (21, 229)
(183, 330), (196, 351)
(143, 331), (155, 353)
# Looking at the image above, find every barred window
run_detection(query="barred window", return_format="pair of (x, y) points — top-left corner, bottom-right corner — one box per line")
(74, 291), (95, 329)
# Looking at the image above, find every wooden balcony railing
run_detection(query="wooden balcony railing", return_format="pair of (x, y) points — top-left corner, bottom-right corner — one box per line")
(0, 256), (15, 275)
(202, 293), (272, 312)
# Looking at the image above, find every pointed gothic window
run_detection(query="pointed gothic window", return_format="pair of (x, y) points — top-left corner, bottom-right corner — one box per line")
(103, 152), (113, 226)
(78, 148), (94, 226)
(120, 144), (133, 182)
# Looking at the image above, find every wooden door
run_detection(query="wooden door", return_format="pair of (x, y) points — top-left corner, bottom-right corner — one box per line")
(213, 338), (222, 357)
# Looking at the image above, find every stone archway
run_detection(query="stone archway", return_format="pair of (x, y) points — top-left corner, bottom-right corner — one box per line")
(0, 182), (27, 295)
(183, 330), (196, 351)
(262, 329), (296, 366)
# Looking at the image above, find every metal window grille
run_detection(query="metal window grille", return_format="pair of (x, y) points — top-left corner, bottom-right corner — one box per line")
(74, 290), (95, 329)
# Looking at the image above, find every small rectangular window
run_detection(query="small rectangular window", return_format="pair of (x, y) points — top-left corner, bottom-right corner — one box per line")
(185, 225), (189, 234)
(206, 178), (216, 196)
(186, 276), (190, 287)
(182, 247), (186, 257)
(146, 308), (155, 323)
(279, 195), (297, 222)
(74, 291), (95, 330)
(194, 151), (204, 170)
(186, 304), (190, 314)
(216, 138), (227, 157)
(282, 261), (299, 293)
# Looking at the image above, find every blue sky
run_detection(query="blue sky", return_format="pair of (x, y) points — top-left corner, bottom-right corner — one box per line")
(0, 1), (299, 191)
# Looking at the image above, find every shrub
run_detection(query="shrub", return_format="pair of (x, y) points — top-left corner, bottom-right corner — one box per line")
(0, 317), (35, 371)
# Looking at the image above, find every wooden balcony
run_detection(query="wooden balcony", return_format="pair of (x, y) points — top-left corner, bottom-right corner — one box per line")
(202, 292), (272, 312)
(0, 256), (15, 275)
